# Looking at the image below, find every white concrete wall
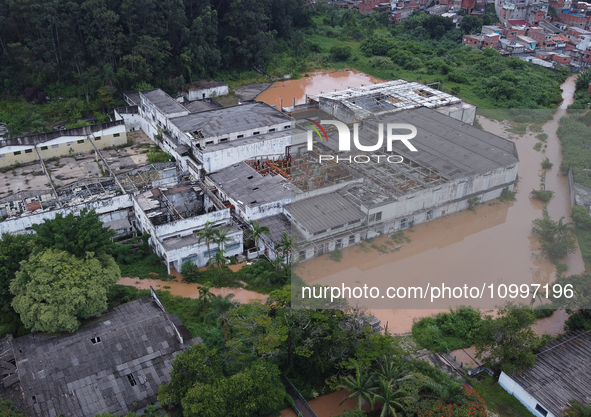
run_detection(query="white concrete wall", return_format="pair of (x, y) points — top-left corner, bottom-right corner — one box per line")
(0, 194), (133, 235)
(200, 135), (292, 173)
(499, 372), (555, 417)
(186, 85), (228, 101)
(158, 228), (242, 271)
(114, 110), (143, 132)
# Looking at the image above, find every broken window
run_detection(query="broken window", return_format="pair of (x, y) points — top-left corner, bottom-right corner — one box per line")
(299, 250), (306, 260)
(13, 151), (21, 155)
(349, 235), (356, 245)
(220, 138), (228, 142)
(205, 141), (214, 145)
(269, 128), (275, 132)
(127, 374), (137, 387)
(400, 218), (408, 229)
(95, 136), (101, 141)
(426, 210), (434, 220)
(40, 146), (48, 150)
(77, 139), (84, 144)
(284, 125), (290, 129)
(114, 133), (120, 137)
(237, 134), (244, 138)
(535, 405), (548, 417)
(25, 149), (33, 153)
(91, 336), (101, 344)
(66, 141), (73, 146)
(253, 131), (260, 135)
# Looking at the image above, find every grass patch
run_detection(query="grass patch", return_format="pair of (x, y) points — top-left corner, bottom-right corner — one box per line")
(574, 227), (591, 267)
(529, 124), (544, 133)
(329, 249), (343, 262)
(471, 377), (534, 417)
(536, 133), (548, 142)
(390, 231), (411, 244)
(507, 123), (527, 136)
(533, 142), (543, 151)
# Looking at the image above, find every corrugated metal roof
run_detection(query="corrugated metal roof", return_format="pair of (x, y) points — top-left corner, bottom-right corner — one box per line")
(288, 193), (365, 234)
(509, 330), (591, 417)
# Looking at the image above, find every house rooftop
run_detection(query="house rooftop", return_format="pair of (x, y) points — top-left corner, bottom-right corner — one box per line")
(208, 162), (294, 207)
(287, 192), (365, 235)
(141, 89), (188, 116)
(257, 213), (292, 245)
(183, 98), (223, 114)
(3, 296), (201, 417)
(170, 102), (292, 139)
(509, 330), (591, 417)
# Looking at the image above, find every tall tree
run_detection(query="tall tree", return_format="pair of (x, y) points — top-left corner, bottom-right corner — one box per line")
(474, 303), (541, 374)
(10, 249), (120, 333)
(32, 208), (114, 258)
(197, 221), (216, 272)
(0, 233), (34, 312)
(249, 220), (270, 261)
(337, 366), (378, 411)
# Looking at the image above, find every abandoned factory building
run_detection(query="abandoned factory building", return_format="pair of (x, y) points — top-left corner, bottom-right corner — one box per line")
(0, 79), (519, 269)
(0, 292), (201, 417)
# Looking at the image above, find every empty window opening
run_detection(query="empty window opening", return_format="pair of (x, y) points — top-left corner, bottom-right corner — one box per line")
(284, 125), (290, 129)
(253, 131), (260, 135)
(252, 187), (259, 191)
(205, 141), (214, 145)
(250, 200), (257, 204)
(95, 136), (101, 141)
(247, 175), (254, 180)
(77, 140), (84, 144)
(114, 133), (120, 137)
(220, 138), (228, 142)
(535, 405), (548, 417)
(269, 128), (275, 132)
(127, 374), (137, 387)
(237, 134), (244, 138)
(32, 396), (37, 404)
(13, 151), (21, 155)
(51, 144), (59, 148)
(25, 149), (33, 154)
(349, 235), (355, 245)
(91, 336), (101, 344)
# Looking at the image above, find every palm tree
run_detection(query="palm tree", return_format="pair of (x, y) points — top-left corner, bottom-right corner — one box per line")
(376, 356), (412, 387)
(373, 378), (410, 417)
(197, 285), (215, 308)
(214, 225), (231, 252)
(197, 221), (216, 273)
(337, 365), (378, 411)
(249, 220), (270, 261)
(275, 231), (294, 267)
(563, 400), (591, 417)
(208, 248), (228, 281)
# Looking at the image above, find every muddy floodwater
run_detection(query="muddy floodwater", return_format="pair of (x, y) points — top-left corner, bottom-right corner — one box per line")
(256, 70), (381, 108)
(118, 276), (267, 304)
(294, 75), (583, 332)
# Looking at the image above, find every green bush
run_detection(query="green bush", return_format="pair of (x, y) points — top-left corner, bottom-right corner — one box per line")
(147, 149), (171, 163)
(536, 133), (548, 142)
(412, 308), (482, 352)
(329, 249), (343, 262)
(541, 158), (553, 169)
(499, 187), (516, 202)
(531, 189), (553, 202)
(533, 142), (542, 151)
(572, 206), (591, 230)
(330, 45), (352, 61)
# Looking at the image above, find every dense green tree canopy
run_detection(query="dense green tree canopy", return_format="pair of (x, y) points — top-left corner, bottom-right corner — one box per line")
(32, 208), (115, 258)
(10, 249), (120, 332)
(0, 0), (310, 100)
(475, 304), (541, 374)
(0, 233), (34, 312)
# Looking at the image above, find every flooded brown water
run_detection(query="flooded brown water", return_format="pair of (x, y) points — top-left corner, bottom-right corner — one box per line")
(118, 276), (267, 304)
(256, 70), (381, 108)
(280, 390), (369, 417)
(296, 75), (583, 331)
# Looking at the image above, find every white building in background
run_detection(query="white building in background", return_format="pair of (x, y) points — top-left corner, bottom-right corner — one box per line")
(184, 81), (229, 101)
